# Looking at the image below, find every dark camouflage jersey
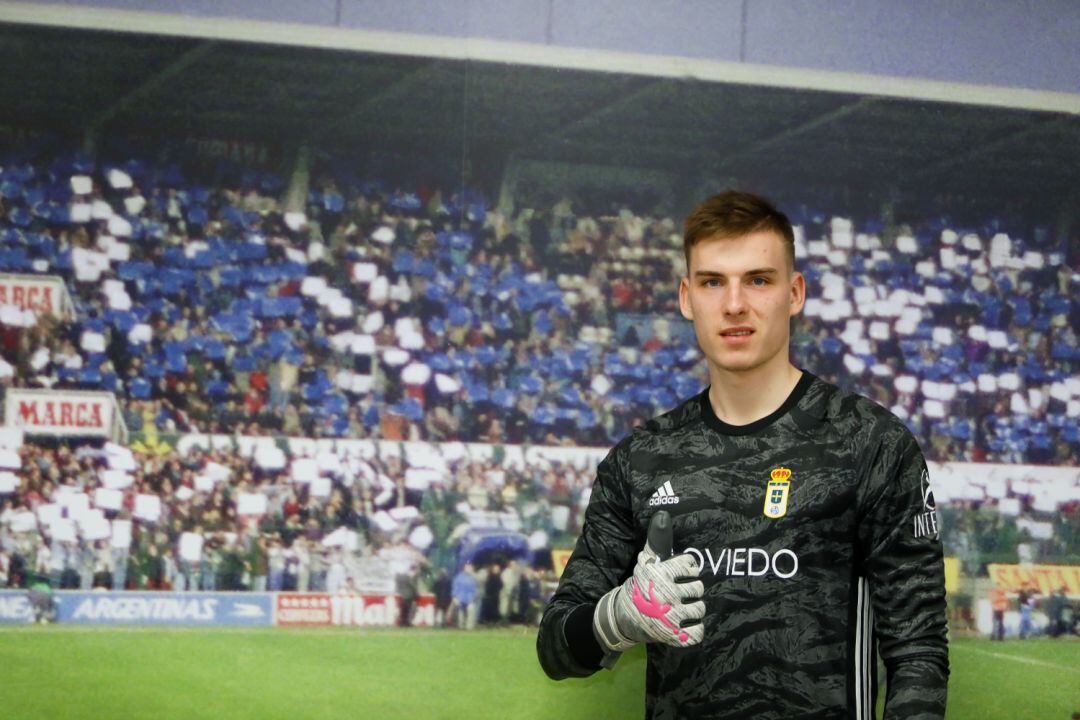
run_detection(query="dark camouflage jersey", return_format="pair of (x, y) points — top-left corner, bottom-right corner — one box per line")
(537, 369), (948, 719)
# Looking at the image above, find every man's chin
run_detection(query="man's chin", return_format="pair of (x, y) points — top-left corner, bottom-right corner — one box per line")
(708, 356), (761, 373)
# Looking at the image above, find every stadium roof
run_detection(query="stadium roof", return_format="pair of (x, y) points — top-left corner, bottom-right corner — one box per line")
(0, 23), (1077, 220)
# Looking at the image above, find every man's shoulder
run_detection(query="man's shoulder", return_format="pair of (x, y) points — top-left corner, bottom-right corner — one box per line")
(636, 389), (706, 437)
(810, 374), (916, 445)
(599, 391), (704, 464)
(807, 377), (924, 468)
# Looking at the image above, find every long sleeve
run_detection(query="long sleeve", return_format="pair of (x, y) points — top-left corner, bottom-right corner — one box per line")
(856, 417), (949, 719)
(537, 440), (640, 680)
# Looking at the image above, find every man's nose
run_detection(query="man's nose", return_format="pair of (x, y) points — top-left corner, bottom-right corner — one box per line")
(723, 283), (747, 315)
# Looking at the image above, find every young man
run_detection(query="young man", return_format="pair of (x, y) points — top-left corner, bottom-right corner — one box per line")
(537, 191), (948, 719)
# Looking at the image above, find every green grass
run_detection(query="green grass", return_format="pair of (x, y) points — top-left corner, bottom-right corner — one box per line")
(0, 627), (1076, 719)
(946, 639), (1079, 720)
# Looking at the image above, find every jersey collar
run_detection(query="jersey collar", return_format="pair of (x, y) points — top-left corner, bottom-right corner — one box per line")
(699, 369), (815, 436)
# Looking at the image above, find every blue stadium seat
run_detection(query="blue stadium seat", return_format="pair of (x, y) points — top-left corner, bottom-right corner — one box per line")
(329, 414), (349, 436)
(0, 179), (22, 199)
(105, 310), (137, 332)
(302, 383), (326, 403)
(557, 386), (581, 406)
(143, 360), (165, 379)
(323, 192), (345, 213)
(232, 354), (257, 373)
(206, 379), (230, 400)
(390, 397), (424, 422)
(77, 368), (102, 386)
(7, 207), (31, 228)
(129, 377), (151, 399)
(532, 406), (555, 425)
(533, 310), (552, 335)
(465, 382), (489, 404)
(117, 261), (154, 282)
(490, 388), (516, 409)
(517, 376), (543, 395)
(425, 352), (451, 373)
(203, 340), (226, 361)
(448, 305), (472, 328)
(322, 393), (348, 416)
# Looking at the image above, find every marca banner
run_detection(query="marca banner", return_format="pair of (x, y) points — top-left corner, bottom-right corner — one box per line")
(0, 274), (73, 320)
(51, 591), (274, 626)
(275, 593), (436, 627)
(987, 564), (1080, 596)
(4, 389), (127, 442)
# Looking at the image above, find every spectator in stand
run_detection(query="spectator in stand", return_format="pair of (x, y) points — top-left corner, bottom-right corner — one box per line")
(91, 547), (112, 589)
(250, 536), (269, 592)
(267, 536), (285, 591)
(396, 567), (417, 627)
(218, 536), (246, 591)
(1046, 587), (1068, 638)
(481, 562), (503, 625)
(499, 559), (521, 625)
(142, 543), (165, 590)
(433, 568), (452, 627)
(326, 550), (347, 594)
(1018, 584), (1037, 639)
(989, 586), (1008, 641)
(451, 563), (479, 630)
(200, 538), (220, 591)
(517, 565), (541, 625)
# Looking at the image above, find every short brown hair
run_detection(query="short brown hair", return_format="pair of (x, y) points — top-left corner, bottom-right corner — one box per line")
(683, 190), (795, 274)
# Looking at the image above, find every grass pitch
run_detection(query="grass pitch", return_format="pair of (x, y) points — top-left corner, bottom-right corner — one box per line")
(0, 627), (1076, 719)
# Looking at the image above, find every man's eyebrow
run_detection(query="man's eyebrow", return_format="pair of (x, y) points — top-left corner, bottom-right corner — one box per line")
(693, 268), (779, 278)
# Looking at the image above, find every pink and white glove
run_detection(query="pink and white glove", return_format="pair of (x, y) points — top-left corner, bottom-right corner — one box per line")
(592, 539), (705, 652)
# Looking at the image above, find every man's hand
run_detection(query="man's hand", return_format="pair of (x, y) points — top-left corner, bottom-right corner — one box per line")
(592, 512), (705, 653)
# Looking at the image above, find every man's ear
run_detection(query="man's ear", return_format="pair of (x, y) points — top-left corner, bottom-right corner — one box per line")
(788, 271), (805, 317)
(678, 276), (693, 320)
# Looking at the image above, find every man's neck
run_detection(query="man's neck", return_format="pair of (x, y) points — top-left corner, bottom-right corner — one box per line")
(706, 359), (803, 427)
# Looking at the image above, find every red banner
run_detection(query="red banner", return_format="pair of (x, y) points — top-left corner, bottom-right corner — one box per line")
(275, 594), (332, 626)
(275, 593), (436, 627)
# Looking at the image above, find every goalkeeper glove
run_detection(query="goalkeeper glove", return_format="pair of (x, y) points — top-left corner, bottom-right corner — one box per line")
(592, 511), (705, 653)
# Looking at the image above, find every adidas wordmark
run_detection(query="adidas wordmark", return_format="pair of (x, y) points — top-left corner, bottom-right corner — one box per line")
(649, 480), (680, 506)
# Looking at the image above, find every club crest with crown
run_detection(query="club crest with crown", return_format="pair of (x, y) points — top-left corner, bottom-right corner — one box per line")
(764, 467), (792, 519)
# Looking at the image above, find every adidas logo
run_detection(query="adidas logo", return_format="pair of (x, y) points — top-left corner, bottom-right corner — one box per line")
(649, 480), (680, 506)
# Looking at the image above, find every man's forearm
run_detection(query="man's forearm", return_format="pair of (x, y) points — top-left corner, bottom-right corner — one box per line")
(537, 602), (605, 680)
(883, 653), (948, 720)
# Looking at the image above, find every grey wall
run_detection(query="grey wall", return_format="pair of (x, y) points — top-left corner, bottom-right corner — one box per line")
(20, 0), (1080, 95)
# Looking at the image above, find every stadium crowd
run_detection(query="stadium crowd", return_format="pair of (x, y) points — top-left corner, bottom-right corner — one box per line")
(0, 147), (1075, 613)
(0, 437), (587, 620)
(0, 150), (1074, 465)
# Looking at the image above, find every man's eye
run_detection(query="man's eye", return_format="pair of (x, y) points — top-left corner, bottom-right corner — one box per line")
(751, 277), (768, 286)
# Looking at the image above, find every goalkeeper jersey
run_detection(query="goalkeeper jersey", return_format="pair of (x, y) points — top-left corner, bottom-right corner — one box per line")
(537, 369), (949, 719)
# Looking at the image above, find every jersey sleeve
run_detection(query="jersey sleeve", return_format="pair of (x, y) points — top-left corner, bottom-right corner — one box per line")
(855, 416), (949, 719)
(537, 439), (640, 680)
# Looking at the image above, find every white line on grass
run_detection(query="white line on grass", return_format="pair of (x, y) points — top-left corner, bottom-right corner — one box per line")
(953, 644), (1080, 675)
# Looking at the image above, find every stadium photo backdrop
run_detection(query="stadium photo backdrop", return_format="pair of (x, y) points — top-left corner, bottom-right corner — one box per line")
(0, 15), (1077, 720)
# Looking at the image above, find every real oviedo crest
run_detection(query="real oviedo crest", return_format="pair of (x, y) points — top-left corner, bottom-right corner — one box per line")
(764, 467), (791, 519)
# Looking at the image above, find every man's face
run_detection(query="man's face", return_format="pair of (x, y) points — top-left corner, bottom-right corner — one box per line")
(678, 230), (805, 375)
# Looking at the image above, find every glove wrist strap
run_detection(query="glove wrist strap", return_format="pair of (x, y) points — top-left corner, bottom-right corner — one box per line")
(592, 586), (637, 653)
